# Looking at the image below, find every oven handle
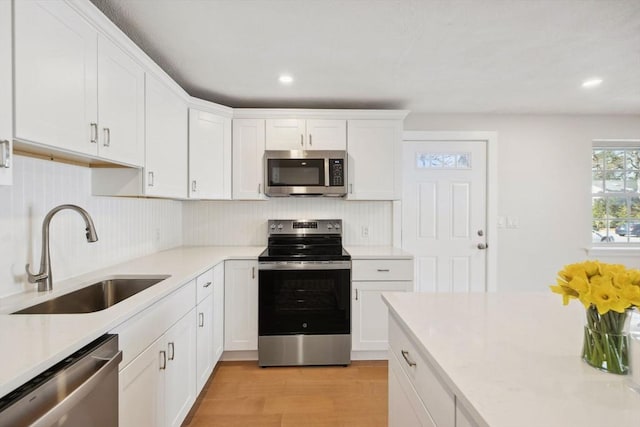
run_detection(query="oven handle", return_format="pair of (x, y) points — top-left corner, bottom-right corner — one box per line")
(259, 261), (351, 271)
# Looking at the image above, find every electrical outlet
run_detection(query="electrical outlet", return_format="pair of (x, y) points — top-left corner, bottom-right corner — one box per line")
(507, 216), (519, 229)
(361, 226), (369, 238)
(497, 216), (506, 228)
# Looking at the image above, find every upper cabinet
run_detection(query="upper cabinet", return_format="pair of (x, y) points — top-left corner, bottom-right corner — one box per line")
(265, 119), (346, 151)
(145, 75), (188, 199)
(347, 119), (403, 200)
(14, 0), (144, 167)
(232, 119), (266, 200)
(0, 0), (12, 186)
(188, 108), (232, 200)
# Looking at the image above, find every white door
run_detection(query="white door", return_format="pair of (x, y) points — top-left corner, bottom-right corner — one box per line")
(402, 139), (488, 292)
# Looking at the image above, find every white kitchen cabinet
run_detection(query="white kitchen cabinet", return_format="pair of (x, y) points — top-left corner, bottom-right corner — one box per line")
(195, 268), (214, 394)
(388, 315), (456, 427)
(347, 119), (403, 200)
(0, 0), (12, 186)
(389, 348), (436, 427)
(14, 1), (144, 167)
(224, 260), (259, 351)
(14, 0), (97, 156)
(113, 280), (196, 427)
(232, 119), (266, 200)
(145, 74), (188, 198)
(164, 308), (197, 427)
(119, 337), (164, 427)
(212, 263), (225, 362)
(96, 34), (145, 166)
(265, 118), (346, 151)
(188, 108), (232, 199)
(352, 259), (413, 353)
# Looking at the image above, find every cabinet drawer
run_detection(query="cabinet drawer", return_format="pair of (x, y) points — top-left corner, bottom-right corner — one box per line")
(112, 280), (196, 368)
(352, 259), (413, 281)
(389, 315), (455, 427)
(196, 268), (214, 303)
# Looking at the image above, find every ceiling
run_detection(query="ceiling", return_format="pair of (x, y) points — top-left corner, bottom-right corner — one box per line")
(89, 0), (640, 114)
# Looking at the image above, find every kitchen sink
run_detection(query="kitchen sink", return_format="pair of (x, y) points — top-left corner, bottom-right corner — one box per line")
(12, 275), (171, 314)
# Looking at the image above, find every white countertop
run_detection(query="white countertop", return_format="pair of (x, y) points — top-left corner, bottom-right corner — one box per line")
(0, 245), (263, 398)
(382, 292), (640, 427)
(345, 245), (413, 259)
(0, 244), (411, 398)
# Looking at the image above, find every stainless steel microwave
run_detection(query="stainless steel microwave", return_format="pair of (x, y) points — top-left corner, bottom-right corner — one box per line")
(264, 150), (347, 197)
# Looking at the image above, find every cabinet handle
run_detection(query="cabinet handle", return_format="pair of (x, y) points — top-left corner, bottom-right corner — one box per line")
(401, 350), (417, 367)
(300, 134), (304, 147)
(355, 288), (358, 301)
(377, 269), (390, 272)
(192, 180), (197, 192)
(103, 127), (110, 147)
(252, 266), (255, 279)
(168, 342), (175, 361)
(0, 140), (10, 169)
(349, 183), (353, 194)
(199, 312), (204, 327)
(159, 350), (166, 370)
(148, 171), (154, 187)
(203, 281), (212, 288)
(258, 183), (261, 194)
(90, 123), (97, 144)
(309, 134), (312, 146)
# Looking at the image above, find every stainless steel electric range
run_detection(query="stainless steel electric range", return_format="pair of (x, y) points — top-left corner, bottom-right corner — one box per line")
(258, 219), (351, 367)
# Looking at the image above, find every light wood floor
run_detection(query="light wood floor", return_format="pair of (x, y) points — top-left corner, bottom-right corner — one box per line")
(182, 360), (388, 427)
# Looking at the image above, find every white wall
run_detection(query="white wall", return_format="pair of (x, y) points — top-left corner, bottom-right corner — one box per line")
(0, 156), (182, 298)
(404, 114), (640, 291)
(182, 198), (393, 246)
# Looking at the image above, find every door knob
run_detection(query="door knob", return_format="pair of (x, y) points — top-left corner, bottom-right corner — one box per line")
(477, 243), (488, 250)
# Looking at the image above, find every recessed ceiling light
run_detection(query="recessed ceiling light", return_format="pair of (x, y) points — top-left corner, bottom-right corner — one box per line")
(279, 74), (293, 84)
(582, 78), (603, 88)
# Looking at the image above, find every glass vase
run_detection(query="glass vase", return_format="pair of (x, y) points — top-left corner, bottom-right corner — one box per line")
(582, 306), (629, 375)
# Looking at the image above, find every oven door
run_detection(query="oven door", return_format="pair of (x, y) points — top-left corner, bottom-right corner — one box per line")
(258, 261), (351, 336)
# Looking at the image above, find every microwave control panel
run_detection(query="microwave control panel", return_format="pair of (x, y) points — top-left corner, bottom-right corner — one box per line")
(329, 159), (344, 186)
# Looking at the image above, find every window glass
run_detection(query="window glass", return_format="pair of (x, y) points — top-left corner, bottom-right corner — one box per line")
(592, 145), (640, 244)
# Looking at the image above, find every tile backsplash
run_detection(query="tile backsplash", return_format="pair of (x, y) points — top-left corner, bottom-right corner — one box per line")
(0, 156), (182, 298)
(182, 198), (393, 246)
(0, 156), (394, 298)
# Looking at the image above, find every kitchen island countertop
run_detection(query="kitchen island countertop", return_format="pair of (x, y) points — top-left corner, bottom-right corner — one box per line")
(382, 292), (640, 427)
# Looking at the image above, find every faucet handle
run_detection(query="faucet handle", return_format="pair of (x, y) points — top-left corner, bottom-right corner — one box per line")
(25, 264), (48, 284)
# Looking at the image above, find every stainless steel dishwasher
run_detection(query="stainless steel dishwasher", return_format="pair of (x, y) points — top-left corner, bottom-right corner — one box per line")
(0, 334), (122, 427)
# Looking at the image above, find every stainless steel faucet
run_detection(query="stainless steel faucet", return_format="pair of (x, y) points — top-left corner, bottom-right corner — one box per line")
(26, 204), (98, 292)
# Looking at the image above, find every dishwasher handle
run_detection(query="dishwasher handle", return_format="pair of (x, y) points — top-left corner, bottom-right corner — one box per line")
(30, 350), (123, 427)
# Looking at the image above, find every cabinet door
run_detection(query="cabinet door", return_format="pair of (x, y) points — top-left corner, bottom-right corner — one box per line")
(0, 0), (12, 186)
(212, 263), (225, 363)
(389, 350), (435, 427)
(165, 309), (197, 427)
(196, 294), (214, 394)
(145, 75), (188, 198)
(97, 34), (144, 166)
(352, 281), (413, 351)
(189, 109), (232, 199)
(265, 118), (306, 150)
(119, 337), (165, 427)
(347, 119), (402, 200)
(224, 260), (259, 351)
(232, 119), (266, 200)
(14, 0), (98, 155)
(306, 119), (346, 150)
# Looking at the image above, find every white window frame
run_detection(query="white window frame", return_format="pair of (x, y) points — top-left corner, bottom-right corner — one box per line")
(589, 139), (640, 256)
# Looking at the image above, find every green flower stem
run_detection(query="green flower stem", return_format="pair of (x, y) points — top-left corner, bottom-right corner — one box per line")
(582, 306), (629, 375)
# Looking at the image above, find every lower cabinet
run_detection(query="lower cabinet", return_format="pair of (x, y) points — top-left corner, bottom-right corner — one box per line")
(388, 314), (479, 427)
(119, 308), (197, 427)
(196, 293), (214, 393)
(352, 258), (414, 354)
(224, 260), (259, 351)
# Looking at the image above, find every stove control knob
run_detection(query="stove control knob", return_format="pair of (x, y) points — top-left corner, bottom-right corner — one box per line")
(327, 224), (333, 229)
(334, 223), (341, 230)
(270, 224), (276, 230)
(277, 224), (284, 230)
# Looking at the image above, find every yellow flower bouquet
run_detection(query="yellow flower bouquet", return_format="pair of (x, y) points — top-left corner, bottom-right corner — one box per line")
(550, 260), (640, 374)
